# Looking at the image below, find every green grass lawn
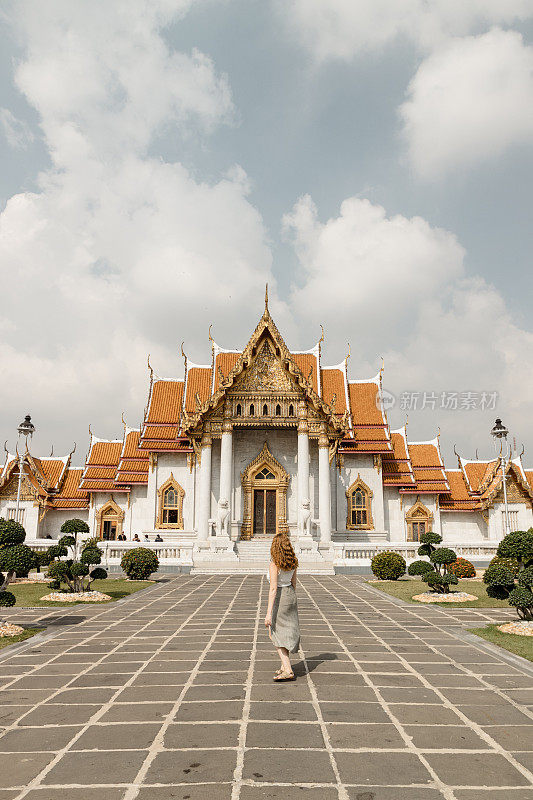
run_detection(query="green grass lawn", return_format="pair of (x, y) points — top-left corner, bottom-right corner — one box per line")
(8, 579), (154, 607)
(368, 578), (511, 608)
(0, 627), (44, 650)
(469, 624), (533, 663)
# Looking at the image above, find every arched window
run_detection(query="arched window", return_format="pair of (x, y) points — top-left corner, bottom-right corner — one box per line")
(405, 500), (432, 542)
(262, 403), (268, 416)
(157, 475), (185, 529)
(288, 404), (294, 417)
(346, 477), (373, 530)
(275, 404), (281, 416)
(236, 403), (242, 417)
(250, 404), (255, 416)
(96, 499), (125, 541)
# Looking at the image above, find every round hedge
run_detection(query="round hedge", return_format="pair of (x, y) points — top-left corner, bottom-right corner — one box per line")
(0, 591), (16, 607)
(429, 548), (457, 566)
(423, 571), (458, 590)
(448, 558), (476, 578)
(0, 519), (26, 547)
(90, 567), (107, 581)
(60, 519), (90, 534)
(47, 561), (70, 580)
(486, 556), (520, 578)
(0, 544), (34, 576)
(70, 562), (89, 577)
(507, 586), (533, 619)
(408, 560), (434, 576)
(80, 547), (102, 566)
(419, 531), (442, 545)
(497, 530), (533, 563)
(483, 563), (515, 589)
(47, 544), (68, 560)
(121, 547), (159, 580)
(371, 551), (406, 581)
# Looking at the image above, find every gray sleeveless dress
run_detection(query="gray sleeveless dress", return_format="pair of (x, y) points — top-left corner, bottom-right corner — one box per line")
(268, 565), (301, 653)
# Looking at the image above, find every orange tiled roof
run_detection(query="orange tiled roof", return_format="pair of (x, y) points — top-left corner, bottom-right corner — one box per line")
(439, 470), (481, 511)
(48, 468), (89, 509)
(31, 457), (69, 490)
(462, 460), (495, 492)
(184, 366), (212, 413)
(382, 429), (415, 486)
(116, 429), (149, 485)
(321, 368), (347, 413)
(139, 379), (187, 451)
(405, 440), (449, 493)
(213, 352), (241, 392)
(80, 438), (126, 492)
(344, 380), (391, 453)
(292, 354), (318, 393)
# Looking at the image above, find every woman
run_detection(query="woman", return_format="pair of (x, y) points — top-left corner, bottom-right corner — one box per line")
(264, 532), (300, 681)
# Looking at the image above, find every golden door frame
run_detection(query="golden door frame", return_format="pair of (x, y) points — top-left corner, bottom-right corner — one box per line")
(95, 498), (125, 540)
(241, 443), (289, 540)
(405, 498), (433, 542)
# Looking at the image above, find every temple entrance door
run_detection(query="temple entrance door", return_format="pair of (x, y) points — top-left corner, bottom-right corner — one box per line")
(252, 488), (277, 536)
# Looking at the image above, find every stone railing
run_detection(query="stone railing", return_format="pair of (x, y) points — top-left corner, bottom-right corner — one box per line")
(333, 541), (499, 566)
(25, 539), (195, 568)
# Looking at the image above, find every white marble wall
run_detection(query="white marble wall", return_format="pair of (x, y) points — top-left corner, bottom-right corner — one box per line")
(336, 455), (385, 533)
(440, 511), (488, 542)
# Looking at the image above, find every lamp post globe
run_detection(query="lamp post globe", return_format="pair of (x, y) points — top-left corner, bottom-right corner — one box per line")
(17, 415), (35, 439)
(490, 418), (510, 536)
(15, 414), (36, 524)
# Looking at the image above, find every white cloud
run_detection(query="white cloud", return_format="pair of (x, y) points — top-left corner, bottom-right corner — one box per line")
(400, 28), (533, 177)
(278, 0), (533, 60)
(0, 108), (34, 149)
(0, 0), (277, 453)
(286, 193), (533, 459)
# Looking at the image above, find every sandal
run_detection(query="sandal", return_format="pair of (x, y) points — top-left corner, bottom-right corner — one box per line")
(273, 670), (295, 682)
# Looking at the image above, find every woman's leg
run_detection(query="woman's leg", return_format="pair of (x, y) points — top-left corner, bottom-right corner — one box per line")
(276, 646), (292, 673)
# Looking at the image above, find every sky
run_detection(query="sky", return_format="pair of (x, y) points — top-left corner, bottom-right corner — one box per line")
(0, 0), (532, 467)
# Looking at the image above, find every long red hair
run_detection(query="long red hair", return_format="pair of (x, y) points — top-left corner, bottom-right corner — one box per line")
(270, 533), (298, 570)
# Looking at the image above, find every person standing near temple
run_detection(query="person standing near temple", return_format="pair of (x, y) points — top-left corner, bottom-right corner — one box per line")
(264, 532), (300, 681)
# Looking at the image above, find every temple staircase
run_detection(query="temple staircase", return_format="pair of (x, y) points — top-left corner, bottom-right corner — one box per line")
(192, 537), (334, 574)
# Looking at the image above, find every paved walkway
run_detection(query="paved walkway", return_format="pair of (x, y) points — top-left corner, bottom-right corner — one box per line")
(0, 576), (532, 800)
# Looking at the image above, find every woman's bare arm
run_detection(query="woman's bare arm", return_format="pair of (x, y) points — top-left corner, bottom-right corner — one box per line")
(291, 567), (297, 589)
(264, 561), (278, 627)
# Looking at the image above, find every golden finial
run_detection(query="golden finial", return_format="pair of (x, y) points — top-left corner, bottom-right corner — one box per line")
(208, 324), (214, 344)
(121, 412), (127, 430)
(49, 445), (54, 457)
(265, 283), (269, 310)
(319, 325), (325, 345)
(346, 343), (351, 363)
(88, 424), (93, 438)
(147, 354), (153, 378)
(69, 442), (77, 458)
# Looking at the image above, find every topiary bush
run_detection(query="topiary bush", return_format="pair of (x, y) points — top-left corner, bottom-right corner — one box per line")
(46, 539), (107, 593)
(408, 559), (434, 577)
(32, 550), (52, 573)
(0, 518), (35, 613)
(414, 531), (459, 594)
(484, 530), (533, 619)
(486, 556), (520, 578)
(448, 557), (476, 578)
(371, 551), (406, 581)
(121, 547), (159, 580)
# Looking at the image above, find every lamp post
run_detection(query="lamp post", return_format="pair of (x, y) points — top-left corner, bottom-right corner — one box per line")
(15, 415), (35, 524)
(491, 418), (510, 536)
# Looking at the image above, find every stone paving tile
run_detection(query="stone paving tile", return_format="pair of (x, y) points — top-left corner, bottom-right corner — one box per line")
(1, 574), (532, 799)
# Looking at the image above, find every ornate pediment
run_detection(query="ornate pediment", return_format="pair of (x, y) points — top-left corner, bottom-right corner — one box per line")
(232, 340), (296, 394)
(0, 475), (39, 502)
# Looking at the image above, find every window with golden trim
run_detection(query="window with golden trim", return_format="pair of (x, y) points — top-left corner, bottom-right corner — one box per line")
(346, 476), (374, 530)
(157, 474), (185, 529)
(405, 500), (433, 542)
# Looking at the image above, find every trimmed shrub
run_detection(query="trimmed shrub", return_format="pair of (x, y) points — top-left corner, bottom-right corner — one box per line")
(121, 548), (159, 580)
(417, 531), (442, 558)
(424, 571), (459, 591)
(60, 519), (90, 535)
(448, 557), (476, 578)
(371, 551), (406, 581)
(46, 540), (107, 593)
(486, 556), (520, 578)
(408, 560), (434, 576)
(484, 529), (533, 619)
(0, 518), (34, 615)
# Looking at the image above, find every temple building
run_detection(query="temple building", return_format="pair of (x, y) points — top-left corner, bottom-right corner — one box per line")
(1, 298), (532, 571)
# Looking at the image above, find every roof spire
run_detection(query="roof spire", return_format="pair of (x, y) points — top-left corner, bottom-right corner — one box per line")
(265, 282), (269, 311)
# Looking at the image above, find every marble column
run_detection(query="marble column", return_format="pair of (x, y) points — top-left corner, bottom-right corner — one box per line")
(197, 430), (212, 542)
(297, 402), (310, 532)
(219, 419), (233, 535)
(318, 428), (332, 543)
